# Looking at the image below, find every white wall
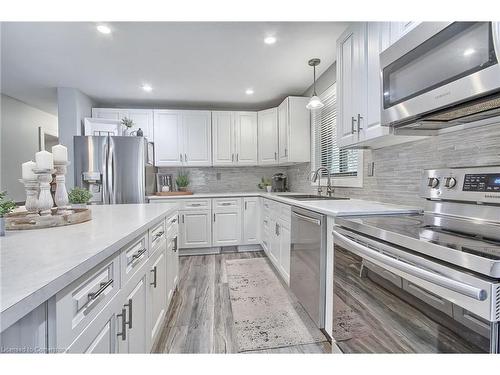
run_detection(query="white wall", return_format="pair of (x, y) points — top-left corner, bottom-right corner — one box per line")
(57, 87), (95, 188)
(0, 94), (58, 202)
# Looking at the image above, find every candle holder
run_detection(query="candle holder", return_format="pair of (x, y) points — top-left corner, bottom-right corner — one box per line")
(54, 161), (70, 213)
(34, 168), (55, 216)
(19, 179), (39, 216)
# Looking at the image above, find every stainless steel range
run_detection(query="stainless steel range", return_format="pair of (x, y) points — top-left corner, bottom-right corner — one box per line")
(332, 166), (500, 353)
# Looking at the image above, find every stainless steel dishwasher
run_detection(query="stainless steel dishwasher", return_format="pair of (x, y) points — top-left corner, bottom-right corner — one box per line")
(290, 207), (327, 329)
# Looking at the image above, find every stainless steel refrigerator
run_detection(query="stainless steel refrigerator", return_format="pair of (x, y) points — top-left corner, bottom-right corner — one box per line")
(74, 136), (155, 204)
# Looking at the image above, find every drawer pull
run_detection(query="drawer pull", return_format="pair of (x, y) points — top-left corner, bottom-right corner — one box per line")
(124, 298), (133, 329)
(221, 202), (231, 206)
(132, 248), (147, 260)
(153, 231), (164, 241)
(170, 217), (178, 223)
(173, 237), (178, 253)
(117, 308), (127, 341)
(87, 279), (113, 303)
(189, 203), (202, 207)
(150, 266), (157, 288)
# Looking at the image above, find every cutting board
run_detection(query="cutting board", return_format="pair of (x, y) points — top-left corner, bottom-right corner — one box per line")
(154, 191), (194, 196)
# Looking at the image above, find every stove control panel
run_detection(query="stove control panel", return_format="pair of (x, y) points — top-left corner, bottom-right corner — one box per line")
(463, 173), (500, 192)
(421, 166), (500, 203)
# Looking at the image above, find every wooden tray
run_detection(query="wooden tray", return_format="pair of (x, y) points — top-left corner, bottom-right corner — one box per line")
(154, 191), (194, 196)
(5, 208), (92, 230)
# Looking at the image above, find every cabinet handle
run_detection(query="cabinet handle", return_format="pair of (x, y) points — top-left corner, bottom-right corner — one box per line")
(132, 248), (147, 261)
(182, 214), (185, 223)
(124, 298), (133, 329)
(284, 148), (288, 157)
(87, 279), (113, 305)
(274, 152), (277, 160)
(357, 113), (363, 132)
(221, 202), (231, 206)
(190, 203), (202, 207)
(351, 116), (357, 134)
(213, 213), (216, 222)
(245, 201), (247, 210)
(173, 237), (178, 252)
(150, 266), (157, 288)
(180, 153), (183, 162)
(277, 223), (280, 236)
(236, 153), (239, 162)
(153, 231), (164, 241)
(185, 153), (187, 162)
(117, 308), (127, 341)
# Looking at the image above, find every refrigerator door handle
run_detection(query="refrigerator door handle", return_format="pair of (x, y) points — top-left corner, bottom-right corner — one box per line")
(102, 142), (109, 204)
(107, 139), (114, 204)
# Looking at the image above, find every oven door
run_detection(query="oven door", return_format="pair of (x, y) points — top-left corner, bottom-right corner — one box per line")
(381, 22), (500, 127)
(332, 226), (499, 353)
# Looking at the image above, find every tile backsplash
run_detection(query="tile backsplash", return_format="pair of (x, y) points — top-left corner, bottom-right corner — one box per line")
(288, 122), (500, 208)
(158, 166), (288, 193)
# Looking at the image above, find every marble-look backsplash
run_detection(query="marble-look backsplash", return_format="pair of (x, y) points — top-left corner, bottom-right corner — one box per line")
(158, 166), (288, 193)
(288, 122), (500, 208)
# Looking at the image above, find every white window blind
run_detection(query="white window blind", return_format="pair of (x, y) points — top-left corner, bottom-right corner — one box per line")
(311, 83), (359, 177)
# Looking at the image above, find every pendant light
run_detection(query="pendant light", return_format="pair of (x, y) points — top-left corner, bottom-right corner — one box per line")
(306, 58), (324, 110)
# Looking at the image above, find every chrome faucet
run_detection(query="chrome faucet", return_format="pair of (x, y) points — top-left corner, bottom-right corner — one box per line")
(311, 167), (334, 197)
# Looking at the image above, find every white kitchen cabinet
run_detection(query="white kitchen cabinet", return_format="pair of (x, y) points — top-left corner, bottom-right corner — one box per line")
(389, 21), (421, 46)
(258, 108), (279, 165)
(278, 96), (311, 165)
(278, 219), (291, 285)
(212, 111), (258, 166)
(212, 111), (235, 166)
(242, 197), (259, 244)
(117, 276), (147, 353)
(182, 111), (212, 166)
(234, 112), (258, 165)
(336, 23), (367, 147)
(213, 198), (242, 246)
(67, 311), (116, 353)
(154, 110), (211, 167)
(166, 233), (179, 304)
(179, 210), (212, 248)
(148, 243), (167, 345)
(92, 108), (154, 140)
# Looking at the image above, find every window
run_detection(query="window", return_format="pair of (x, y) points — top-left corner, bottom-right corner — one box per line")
(311, 83), (363, 187)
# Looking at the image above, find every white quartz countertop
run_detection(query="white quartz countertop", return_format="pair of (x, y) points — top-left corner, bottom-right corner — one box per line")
(148, 192), (421, 216)
(0, 203), (178, 331)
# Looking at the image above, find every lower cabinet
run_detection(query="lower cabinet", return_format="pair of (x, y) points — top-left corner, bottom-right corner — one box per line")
(242, 197), (260, 245)
(277, 219), (291, 284)
(148, 244), (168, 345)
(213, 198), (242, 246)
(166, 234), (179, 304)
(179, 210), (212, 248)
(117, 276), (147, 353)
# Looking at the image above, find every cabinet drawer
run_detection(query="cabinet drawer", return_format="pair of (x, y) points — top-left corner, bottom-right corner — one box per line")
(278, 203), (291, 223)
(402, 279), (453, 316)
(121, 234), (149, 286)
(150, 220), (166, 251)
(166, 213), (179, 237)
(180, 199), (211, 210)
(213, 198), (242, 210)
(56, 254), (119, 349)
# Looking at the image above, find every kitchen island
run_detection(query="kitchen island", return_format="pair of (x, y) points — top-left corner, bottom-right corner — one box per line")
(0, 203), (179, 353)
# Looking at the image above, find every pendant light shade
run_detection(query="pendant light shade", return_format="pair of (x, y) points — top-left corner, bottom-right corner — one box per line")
(306, 58), (324, 110)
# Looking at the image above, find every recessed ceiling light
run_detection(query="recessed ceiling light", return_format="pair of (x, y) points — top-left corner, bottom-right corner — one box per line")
(264, 36), (277, 45)
(245, 88), (254, 95)
(463, 48), (475, 56)
(96, 25), (111, 34)
(142, 84), (153, 92)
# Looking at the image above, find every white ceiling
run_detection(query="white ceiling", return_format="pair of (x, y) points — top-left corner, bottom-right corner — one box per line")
(1, 22), (349, 115)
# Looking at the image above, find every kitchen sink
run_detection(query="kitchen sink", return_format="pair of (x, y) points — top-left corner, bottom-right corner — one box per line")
(283, 194), (350, 201)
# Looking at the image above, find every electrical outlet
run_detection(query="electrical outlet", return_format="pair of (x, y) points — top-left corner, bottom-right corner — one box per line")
(216, 172), (221, 181)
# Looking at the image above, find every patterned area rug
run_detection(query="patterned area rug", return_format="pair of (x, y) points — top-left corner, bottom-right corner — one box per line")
(226, 257), (326, 352)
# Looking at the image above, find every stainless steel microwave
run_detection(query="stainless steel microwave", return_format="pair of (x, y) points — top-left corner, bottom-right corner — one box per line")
(380, 22), (500, 133)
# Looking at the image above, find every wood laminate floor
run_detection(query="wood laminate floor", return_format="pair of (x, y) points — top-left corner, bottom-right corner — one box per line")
(152, 251), (331, 354)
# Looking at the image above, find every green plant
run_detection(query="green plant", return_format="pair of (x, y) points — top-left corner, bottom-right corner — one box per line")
(257, 177), (272, 190)
(121, 117), (134, 128)
(68, 187), (93, 204)
(0, 191), (16, 217)
(176, 173), (190, 189)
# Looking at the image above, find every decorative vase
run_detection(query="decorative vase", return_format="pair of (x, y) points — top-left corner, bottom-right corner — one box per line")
(123, 127), (131, 136)
(0, 217), (5, 236)
(266, 186), (272, 193)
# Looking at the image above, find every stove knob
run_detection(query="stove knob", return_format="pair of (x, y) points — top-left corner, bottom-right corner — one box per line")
(445, 177), (457, 189)
(428, 177), (439, 189)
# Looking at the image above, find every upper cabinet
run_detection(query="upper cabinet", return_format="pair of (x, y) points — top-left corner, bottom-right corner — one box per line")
(92, 108), (154, 140)
(154, 110), (211, 167)
(258, 108), (279, 165)
(278, 96), (310, 165)
(388, 22), (421, 47)
(336, 22), (426, 149)
(212, 111), (258, 166)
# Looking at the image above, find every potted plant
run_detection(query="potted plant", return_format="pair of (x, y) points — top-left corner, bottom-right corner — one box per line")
(257, 177), (273, 193)
(121, 117), (134, 136)
(68, 187), (92, 209)
(176, 172), (190, 192)
(0, 191), (16, 236)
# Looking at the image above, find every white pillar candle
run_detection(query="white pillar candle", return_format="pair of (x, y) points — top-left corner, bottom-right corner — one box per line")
(22, 161), (37, 180)
(35, 150), (54, 170)
(52, 144), (68, 163)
